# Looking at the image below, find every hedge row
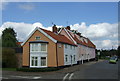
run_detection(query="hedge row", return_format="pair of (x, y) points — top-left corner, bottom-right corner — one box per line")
(16, 67), (60, 72)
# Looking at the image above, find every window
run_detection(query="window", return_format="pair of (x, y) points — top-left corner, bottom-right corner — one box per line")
(59, 44), (62, 48)
(31, 56), (38, 66)
(35, 36), (40, 40)
(65, 44), (67, 48)
(31, 43), (40, 52)
(74, 55), (75, 61)
(70, 55), (72, 62)
(65, 55), (68, 62)
(30, 43), (47, 52)
(70, 46), (72, 49)
(74, 46), (75, 50)
(41, 57), (46, 66)
(41, 43), (47, 52)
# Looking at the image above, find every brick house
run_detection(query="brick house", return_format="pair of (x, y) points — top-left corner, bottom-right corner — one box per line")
(21, 25), (96, 68)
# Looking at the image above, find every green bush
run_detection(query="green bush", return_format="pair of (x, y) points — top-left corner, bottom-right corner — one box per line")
(16, 67), (60, 72)
(2, 48), (17, 68)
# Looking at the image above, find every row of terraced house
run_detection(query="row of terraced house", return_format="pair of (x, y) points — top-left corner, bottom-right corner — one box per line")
(21, 25), (96, 68)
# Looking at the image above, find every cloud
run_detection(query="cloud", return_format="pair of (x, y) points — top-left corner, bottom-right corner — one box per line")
(18, 3), (35, 10)
(70, 22), (118, 39)
(0, 22), (118, 49)
(0, 22), (56, 41)
(70, 22), (118, 49)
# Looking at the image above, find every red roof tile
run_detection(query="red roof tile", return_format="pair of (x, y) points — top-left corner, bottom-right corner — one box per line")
(16, 42), (23, 45)
(67, 30), (96, 48)
(40, 28), (77, 46)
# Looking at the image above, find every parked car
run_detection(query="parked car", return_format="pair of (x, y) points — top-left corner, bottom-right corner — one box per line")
(109, 57), (117, 64)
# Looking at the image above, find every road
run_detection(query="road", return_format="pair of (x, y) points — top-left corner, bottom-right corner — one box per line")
(2, 60), (119, 81)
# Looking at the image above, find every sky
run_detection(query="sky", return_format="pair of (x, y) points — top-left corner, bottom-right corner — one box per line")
(0, 2), (118, 50)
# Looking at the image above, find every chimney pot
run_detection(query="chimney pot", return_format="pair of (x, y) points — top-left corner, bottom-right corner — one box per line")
(52, 24), (57, 33)
(66, 26), (71, 30)
(76, 32), (81, 36)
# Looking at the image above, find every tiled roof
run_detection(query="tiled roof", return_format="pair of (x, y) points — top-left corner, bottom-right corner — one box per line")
(16, 42), (23, 46)
(67, 30), (96, 48)
(40, 28), (77, 46)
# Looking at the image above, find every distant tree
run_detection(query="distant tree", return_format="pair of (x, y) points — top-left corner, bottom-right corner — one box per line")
(118, 46), (120, 58)
(2, 27), (18, 47)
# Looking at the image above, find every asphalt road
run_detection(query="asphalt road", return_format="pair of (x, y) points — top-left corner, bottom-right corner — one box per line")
(2, 60), (119, 81)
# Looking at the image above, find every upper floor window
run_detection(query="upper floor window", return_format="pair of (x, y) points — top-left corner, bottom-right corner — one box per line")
(30, 43), (47, 52)
(74, 46), (75, 49)
(65, 44), (67, 48)
(41, 43), (47, 52)
(70, 46), (72, 49)
(35, 36), (40, 40)
(58, 43), (62, 48)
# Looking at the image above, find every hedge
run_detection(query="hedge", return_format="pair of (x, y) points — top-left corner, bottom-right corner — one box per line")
(16, 67), (60, 72)
(2, 48), (17, 68)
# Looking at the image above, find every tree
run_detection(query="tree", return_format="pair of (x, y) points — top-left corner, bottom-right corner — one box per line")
(118, 46), (120, 58)
(2, 27), (18, 47)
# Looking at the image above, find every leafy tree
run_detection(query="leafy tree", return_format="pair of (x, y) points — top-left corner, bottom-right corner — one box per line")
(118, 46), (120, 58)
(2, 27), (18, 47)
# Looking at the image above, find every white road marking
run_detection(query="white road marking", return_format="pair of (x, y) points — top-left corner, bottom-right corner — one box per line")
(11, 75), (29, 79)
(63, 73), (70, 81)
(32, 77), (41, 79)
(0, 77), (8, 79)
(10, 75), (41, 79)
(69, 73), (74, 81)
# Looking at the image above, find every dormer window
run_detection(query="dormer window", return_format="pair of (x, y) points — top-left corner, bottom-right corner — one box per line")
(35, 36), (40, 40)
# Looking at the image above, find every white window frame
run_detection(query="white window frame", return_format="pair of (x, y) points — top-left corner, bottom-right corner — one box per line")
(65, 55), (68, 62)
(41, 43), (47, 52)
(30, 43), (47, 52)
(65, 44), (67, 49)
(41, 57), (47, 67)
(58, 43), (62, 48)
(35, 36), (40, 40)
(30, 56), (47, 68)
(30, 56), (39, 67)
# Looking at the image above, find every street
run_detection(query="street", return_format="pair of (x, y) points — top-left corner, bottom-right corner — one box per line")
(2, 60), (119, 80)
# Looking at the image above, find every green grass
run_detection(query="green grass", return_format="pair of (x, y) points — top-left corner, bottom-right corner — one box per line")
(2, 68), (17, 71)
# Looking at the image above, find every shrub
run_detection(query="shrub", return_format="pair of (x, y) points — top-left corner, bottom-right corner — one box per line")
(2, 48), (17, 68)
(16, 67), (60, 72)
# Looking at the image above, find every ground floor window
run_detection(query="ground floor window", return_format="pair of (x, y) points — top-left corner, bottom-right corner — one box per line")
(30, 56), (47, 67)
(31, 56), (38, 66)
(74, 55), (75, 61)
(65, 55), (68, 62)
(41, 57), (46, 66)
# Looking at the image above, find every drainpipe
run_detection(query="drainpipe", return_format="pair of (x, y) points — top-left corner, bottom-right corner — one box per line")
(56, 43), (58, 67)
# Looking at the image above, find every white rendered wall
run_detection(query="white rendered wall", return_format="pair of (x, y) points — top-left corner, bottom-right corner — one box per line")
(64, 44), (77, 65)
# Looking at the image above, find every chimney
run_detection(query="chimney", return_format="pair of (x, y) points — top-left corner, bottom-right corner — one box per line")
(76, 32), (81, 36)
(66, 26), (71, 30)
(52, 24), (57, 33)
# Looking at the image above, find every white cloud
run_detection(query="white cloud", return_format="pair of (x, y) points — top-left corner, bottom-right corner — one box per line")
(0, 22), (55, 41)
(0, 21), (118, 49)
(70, 22), (118, 49)
(18, 3), (35, 10)
(70, 22), (118, 39)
